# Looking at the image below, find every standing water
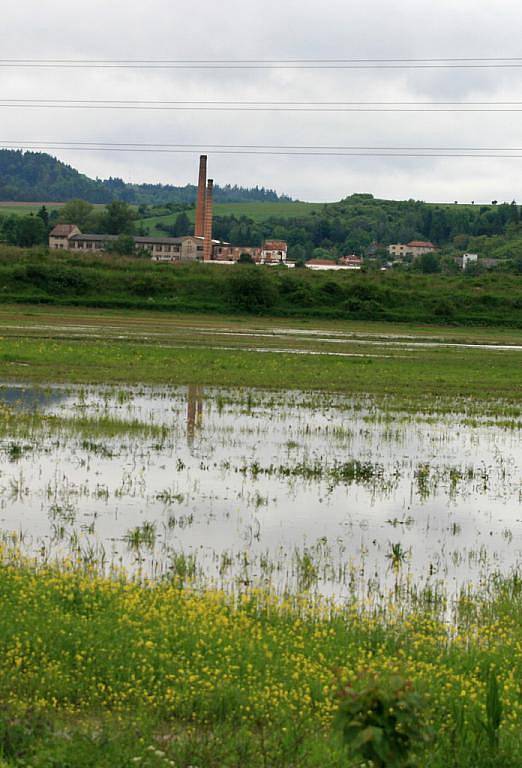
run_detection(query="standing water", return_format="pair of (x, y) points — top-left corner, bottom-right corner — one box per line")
(0, 384), (520, 601)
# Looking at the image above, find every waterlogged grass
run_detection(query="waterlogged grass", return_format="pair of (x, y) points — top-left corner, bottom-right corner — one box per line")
(0, 384), (519, 599)
(0, 305), (520, 765)
(2, 304), (522, 344)
(0, 404), (169, 442)
(0, 335), (520, 402)
(1, 552), (522, 766)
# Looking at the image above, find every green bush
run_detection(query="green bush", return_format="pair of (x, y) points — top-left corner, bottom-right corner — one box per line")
(335, 674), (430, 767)
(226, 266), (279, 312)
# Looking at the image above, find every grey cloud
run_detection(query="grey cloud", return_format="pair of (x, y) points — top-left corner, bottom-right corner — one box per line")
(1, 0), (522, 202)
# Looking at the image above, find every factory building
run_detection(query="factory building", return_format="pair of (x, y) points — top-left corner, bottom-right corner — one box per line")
(49, 156), (289, 265)
(192, 156), (289, 265)
(49, 224), (206, 261)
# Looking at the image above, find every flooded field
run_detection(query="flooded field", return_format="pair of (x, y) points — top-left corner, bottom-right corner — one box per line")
(0, 383), (520, 601)
(2, 306), (522, 357)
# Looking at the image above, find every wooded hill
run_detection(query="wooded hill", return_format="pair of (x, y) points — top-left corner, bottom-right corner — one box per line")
(203, 194), (522, 257)
(0, 150), (290, 205)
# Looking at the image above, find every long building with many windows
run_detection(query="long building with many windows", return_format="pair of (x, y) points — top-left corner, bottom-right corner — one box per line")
(49, 224), (289, 265)
(49, 225), (207, 260)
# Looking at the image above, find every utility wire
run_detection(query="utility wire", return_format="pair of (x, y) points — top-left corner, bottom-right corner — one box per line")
(5, 57), (522, 61)
(5, 98), (522, 105)
(4, 140), (522, 151)
(2, 142), (522, 158)
(3, 100), (522, 112)
(2, 57), (522, 69)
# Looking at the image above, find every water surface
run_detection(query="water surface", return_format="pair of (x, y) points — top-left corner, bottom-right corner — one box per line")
(0, 384), (520, 599)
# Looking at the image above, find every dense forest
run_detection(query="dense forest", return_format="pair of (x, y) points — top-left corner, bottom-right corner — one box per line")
(200, 194), (522, 259)
(149, 193), (522, 267)
(0, 150), (289, 204)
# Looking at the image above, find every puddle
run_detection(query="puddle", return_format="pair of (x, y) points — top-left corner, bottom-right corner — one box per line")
(0, 384), (520, 599)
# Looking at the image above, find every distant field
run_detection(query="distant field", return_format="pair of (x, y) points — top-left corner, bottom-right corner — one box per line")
(0, 202), (67, 216)
(0, 200), (323, 230)
(1, 199), (490, 231)
(141, 201), (323, 234)
(0, 201), (107, 217)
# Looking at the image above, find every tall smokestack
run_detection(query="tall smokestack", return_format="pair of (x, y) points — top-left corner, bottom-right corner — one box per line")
(203, 179), (214, 262)
(194, 155), (207, 238)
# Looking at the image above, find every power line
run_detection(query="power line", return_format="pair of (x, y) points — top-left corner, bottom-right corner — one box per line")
(5, 140), (522, 151)
(2, 57), (522, 69)
(6, 57), (522, 61)
(5, 99), (522, 105)
(3, 99), (522, 112)
(3, 141), (522, 158)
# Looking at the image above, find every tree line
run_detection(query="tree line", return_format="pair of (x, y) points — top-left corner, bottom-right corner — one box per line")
(0, 150), (289, 205)
(2, 193), (522, 273)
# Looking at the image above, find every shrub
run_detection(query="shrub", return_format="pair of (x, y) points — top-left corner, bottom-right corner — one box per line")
(335, 674), (430, 767)
(226, 267), (279, 312)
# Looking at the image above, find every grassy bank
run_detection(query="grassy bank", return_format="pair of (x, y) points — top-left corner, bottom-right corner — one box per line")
(1, 249), (521, 327)
(1, 552), (522, 767)
(1, 331), (521, 402)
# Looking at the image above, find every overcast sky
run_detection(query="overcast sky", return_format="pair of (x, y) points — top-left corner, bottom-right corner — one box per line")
(2, 0), (522, 202)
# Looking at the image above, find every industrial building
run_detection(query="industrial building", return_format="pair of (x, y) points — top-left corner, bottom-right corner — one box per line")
(189, 156), (289, 265)
(49, 156), (289, 266)
(49, 224), (206, 260)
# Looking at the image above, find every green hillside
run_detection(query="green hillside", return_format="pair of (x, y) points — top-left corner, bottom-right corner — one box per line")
(141, 201), (322, 235)
(2, 189), (522, 271)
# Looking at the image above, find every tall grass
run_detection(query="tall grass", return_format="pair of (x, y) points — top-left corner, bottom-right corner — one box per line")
(1, 550), (522, 766)
(1, 247), (522, 326)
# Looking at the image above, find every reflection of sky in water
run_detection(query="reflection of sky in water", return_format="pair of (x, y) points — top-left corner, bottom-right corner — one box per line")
(0, 384), (520, 598)
(0, 384), (68, 411)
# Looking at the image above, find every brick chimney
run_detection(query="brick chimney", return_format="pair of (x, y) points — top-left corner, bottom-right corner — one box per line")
(194, 155), (207, 238)
(203, 179), (214, 262)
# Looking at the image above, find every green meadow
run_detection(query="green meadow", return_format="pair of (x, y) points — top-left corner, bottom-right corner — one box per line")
(140, 200), (323, 235)
(0, 305), (520, 407)
(0, 202), (66, 216)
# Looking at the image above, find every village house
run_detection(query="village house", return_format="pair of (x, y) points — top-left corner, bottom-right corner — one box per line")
(339, 255), (363, 270)
(461, 253), (479, 270)
(388, 240), (436, 259)
(455, 253), (498, 271)
(49, 224), (81, 249)
(262, 240), (288, 264)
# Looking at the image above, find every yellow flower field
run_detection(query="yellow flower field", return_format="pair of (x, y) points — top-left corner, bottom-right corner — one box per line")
(1, 548), (522, 766)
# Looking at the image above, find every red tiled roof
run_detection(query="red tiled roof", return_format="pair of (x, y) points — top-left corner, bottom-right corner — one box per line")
(264, 240), (288, 250)
(50, 224), (80, 237)
(407, 240), (435, 248)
